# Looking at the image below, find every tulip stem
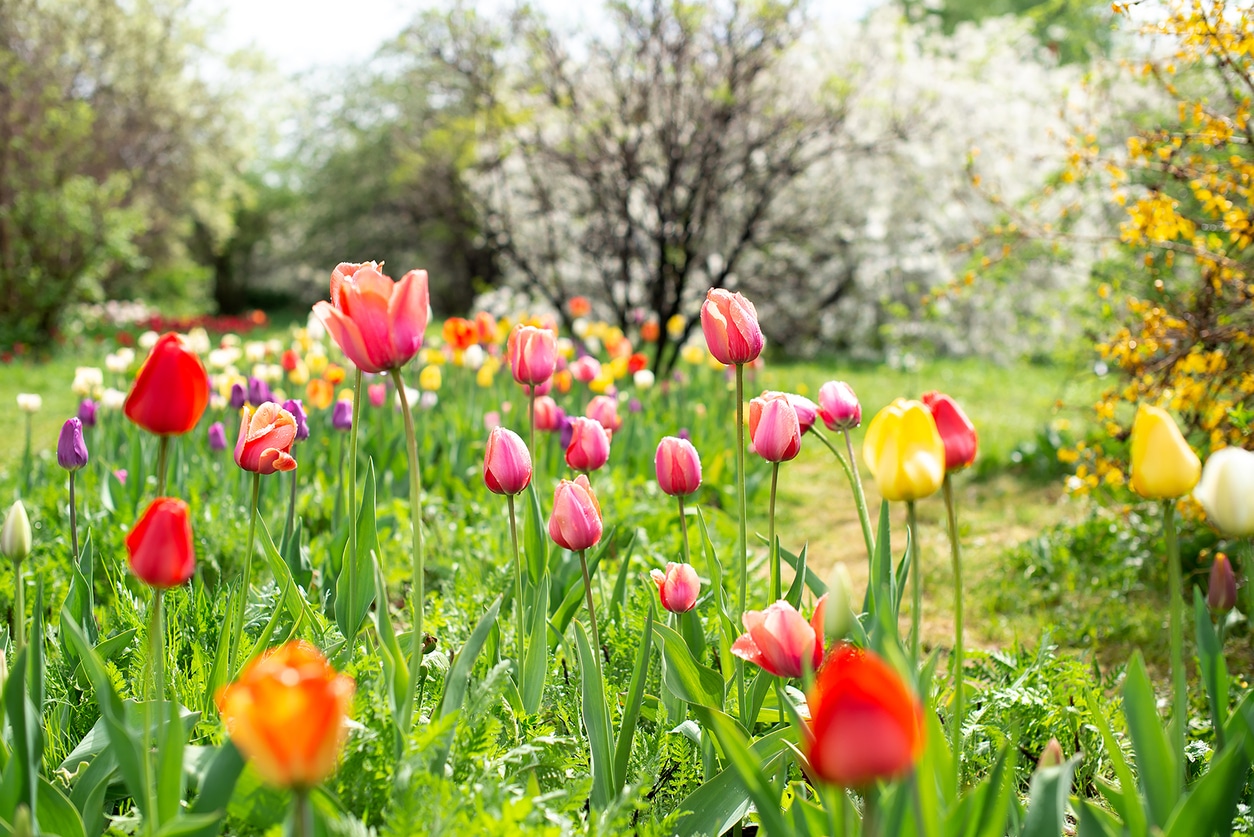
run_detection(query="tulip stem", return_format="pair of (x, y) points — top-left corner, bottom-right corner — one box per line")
(769, 462), (780, 601)
(230, 473), (261, 677)
(907, 500), (921, 661)
(812, 430), (875, 564)
(391, 368), (427, 732)
(677, 494), (691, 566)
(529, 388), (537, 472)
(348, 368), (362, 577)
(1164, 499), (1186, 789)
(285, 467), (298, 546)
(507, 494), (525, 668)
(146, 587), (164, 836)
(69, 470), (79, 561)
(22, 414), (31, 495)
(579, 548), (602, 665)
(942, 475), (964, 788)
(11, 558), (23, 656)
(735, 362), (748, 725)
(155, 435), (169, 497)
(290, 788), (313, 837)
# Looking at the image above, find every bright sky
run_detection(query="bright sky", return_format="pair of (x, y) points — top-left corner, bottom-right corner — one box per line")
(203, 0), (883, 74)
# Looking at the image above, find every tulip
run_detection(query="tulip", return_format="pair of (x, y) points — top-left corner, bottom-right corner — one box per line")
(126, 498), (195, 588)
(332, 400), (353, 432)
(922, 391), (977, 472)
(549, 475), (603, 552)
(1208, 553), (1238, 615)
(569, 296), (591, 317)
(15, 393), (41, 413)
(306, 378), (334, 410)
(533, 396), (560, 432)
(818, 381), (862, 431)
(586, 395), (622, 434)
(655, 436), (702, 497)
(570, 355), (601, 384)
(419, 365), (442, 391)
(484, 427), (533, 496)
(312, 262), (430, 374)
(805, 643), (924, 788)
(57, 417), (89, 471)
(749, 393), (802, 462)
(247, 377), (273, 407)
(731, 595), (828, 679)
(217, 641), (355, 790)
(700, 288), (764, 366)
(124, 333), (210, 436)
(1, 501), (30, 563)
(1193, 447), (1254, 536)
(78, 399), (98, 428)
(442, 317), (477, 351)
(651, 563), (700, 613)
(281, 399), (309, 443)
(508, 325), (557, 387)
(234, 402), (298, 475)
(862, 399), (945, 502)
(368, 383), (387, 408)
(565, 416), (611, 472)
(1130, 404), (1201, 499)
(208, 422), (228, 452)
(229, 382), (247, 410)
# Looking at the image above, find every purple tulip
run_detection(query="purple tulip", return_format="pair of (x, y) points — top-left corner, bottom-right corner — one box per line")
(332, 400), (353, 431)
(57, 417), (89, 471)
(247, 377), (272, 407)
(207, 421), (227, 452)
(77, 399), (98, 428)
(229, 382), (247, 410)
(282, 398), (310, 442)
(559, 414), (575, 450)
(628, 397), (643, 414)
(678, 427), (691, 441)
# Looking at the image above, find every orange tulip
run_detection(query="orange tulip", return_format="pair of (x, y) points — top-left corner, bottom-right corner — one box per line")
(442, 317), (478, 351)
(305, 379), (334, 410)
(216, 641), (355, 790)
(124, 333), (210, 435)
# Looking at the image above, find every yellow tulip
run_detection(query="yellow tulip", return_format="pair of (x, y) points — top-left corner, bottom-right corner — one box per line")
(476, 364), (495, 388)
(419, 365), (443, 392)
(1130, 404), (1201, 499)
(862, 399), (946, 502)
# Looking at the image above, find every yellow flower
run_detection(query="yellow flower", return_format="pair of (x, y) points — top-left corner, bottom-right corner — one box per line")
(419, 365), (443, 391)
(608, 356), (630, 380)
(667, 314), (686, 340)
(862, 399), (946, 502)
(1130, 404), (1201, 499)
(476, 364), (495, 388)
(681, 343), (706, 366)
(288, 362), (310, 387)
(306, 350), (328, 376)
(589, 372), (614, 393)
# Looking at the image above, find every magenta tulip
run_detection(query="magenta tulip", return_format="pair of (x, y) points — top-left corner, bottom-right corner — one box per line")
(818, 381), (862, 431)
(565, 416), (611, 471)
(655, 436), (702, 497)
(508, 325), (557, 386)
(651, 562), (700, 613)
(312, 262), (430, 374)
(483, 427), (533, 495)
(549, 475), (603, 551)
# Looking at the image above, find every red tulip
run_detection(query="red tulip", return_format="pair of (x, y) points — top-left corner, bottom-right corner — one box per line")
(818, 381), (861, 431)
(655, 436), (702, 496)
(700, 288), (764, 366)
(508, 325), (557, 386)
(124, 333), (210, 435)
(126, 498), (195, 588)
(586, 395), (622, 433)
(234, 402), (298, 475)
(651, 562), (700, 613)
(312, 262), (430, 374)
(731, 595), (827, 678)
(921, 391), (977, 472)
(805, 643), (924, 788)
(749, 393), (802, 462)
(549, 475), (603, 551)
(483, 427), (533, 495)
(565, 416), (611, 472)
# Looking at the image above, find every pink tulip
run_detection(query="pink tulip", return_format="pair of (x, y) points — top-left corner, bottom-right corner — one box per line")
(234, 402), (298, 475)
(818, 381), (861, 431)
(655, 436), (702, 496)
(509, 325), (557, 386)
(522, 379), (552, 397)
(312, 262), (430, 374)
(368, 383), (387, 408)
(586, 395), (622, 433)
(651, 562), (700, 613)
(549, 475), (603, 551)
(700, 288), (764, 366)
(749, 393), (801, 462)
(565, 416), (611, 471)
(533, 396), (561, 431)
(483, 427), (532, 495)
(762, 390), (819, 435)
(571, 356), (601, 384)
(483, 411), (502, 431)
(732, 595), (828, 678)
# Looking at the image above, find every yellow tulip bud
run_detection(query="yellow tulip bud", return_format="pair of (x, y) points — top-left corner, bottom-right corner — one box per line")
(862, 399), (946, 502)
(419, 365), (443, 391)
(1130, 404), (1200, 499)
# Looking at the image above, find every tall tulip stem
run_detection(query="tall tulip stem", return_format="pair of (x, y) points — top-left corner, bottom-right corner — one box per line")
(507, 494), (524, 665)
(942, 475), (965, 786)
(11, 558), (23, 655)
(69, 470), (79, 560)
(348, 368), (363, 585)
(907, 500), (921, 661)
(391, 368), (427, 721)
(1164, 499), (1186, 789)
(529, 388), (537, 473)
(156, 435), (169, 496)
(145, 587), (165, 837)
(290, 788), (313, 837)
(579, 548), (601, 665)
(230, 473), (261, 676)
(769, 462), (780, 601)
(677, 494), (691, 566)
(285, 467), (299, 544)
(735, 363), (748, 614)
(812, 429), (875, 564)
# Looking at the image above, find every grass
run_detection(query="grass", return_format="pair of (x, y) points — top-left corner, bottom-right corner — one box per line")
(0, 354), (90, 479)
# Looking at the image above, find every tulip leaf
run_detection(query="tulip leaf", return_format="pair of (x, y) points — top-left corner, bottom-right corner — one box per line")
(1122, 652), (1180, 829)
(280, 516), (312, 592)
(1163, 696), (1251, 837)
(943, 745), (1013, 837)
(156, 701), (186, 827)
(612, 605), (653, 792)
(335, 459), (378, 641)
(776, 539), (827, 599)
(256, 517), (317, 633)
(524, 483), (548, 586)
(432, 595), (503, 773)
(372, 555), (409, 741)
(1082, 687), (1147, 836)
(68, 750), (115, 837)
(609, 546), (633, 624)
(744, 668), (774, 730)
(0, 649), (40, 830)
(573, 621), (616, 812)
(1075, 799), (1120, 837)
(784, 542), (809, 609)
(691, 706), (791, 837)
(670, 726), (793, 837)
(34, 778), (84, 837)
(654, 622), (724, 709)
(1194, 587), (1230, 742)
(547, 533), (614, 651)
(521, 575), (549, 716)
(697, 509), (737, 682)
(205, 587), (237, 718)
(1021, 754), (1082, 837)
(60, 531), (97, 667)
(183, 741), (244, 837)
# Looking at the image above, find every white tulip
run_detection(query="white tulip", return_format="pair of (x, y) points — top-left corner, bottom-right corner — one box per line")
(1194, 447), (1254, 536)
(15, 393), (41, 413)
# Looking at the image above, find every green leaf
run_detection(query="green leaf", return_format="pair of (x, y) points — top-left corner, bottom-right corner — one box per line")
(524, 482), (548, 586)
(1193, 588), (1229, 743)
(257, 517), (317, 632)
(778, 540), (826, 599)
(573, 621), (616, 811)
(944, 746), (1012, 837)
(156, 701), (185, 827)
(184, 741), (244, 837)
(371, 556), (409, 741)
(431, 596), (503, 772)
(521, 575), (549, 716)
(654, 622), (724, 709)
(1075, 799), (1120, 837)
(671, 726), (793, 837)
(1021, 754), (1081, 837)
(335, 459), (379, 640)
(1163, 714), (1251, 837)
(612, 606), (652, 792)
(67, 751), (114, 837)
(60, 531), (97, 667)
(697, 509), (736, 682)
(548, 539), (609, 650)
(609, 546), (633, 623)
(0, 649), (40, 829)
(1083, 687), (1146, 836)
(1122, 652), (1180, 828)
(691, 707), (791, 837)
(281, 516), (312, 591)
(35, 778), (84, 837)
(783, 543), (809, 609)
(204, 588), (237, 718)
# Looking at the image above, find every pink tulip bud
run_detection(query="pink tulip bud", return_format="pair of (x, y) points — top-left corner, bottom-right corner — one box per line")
(731, 595), (828, 678)
(818, 381), (862, 431)
(509, 325), (557, 386)
(1209, 553), (1238, 615)
(586, 395), (622, 433)
(655, 436), (702, 496)
(651, 562), (701, 613)
(483, 427), (532, 495)
(533, 396), (561, 431)
(700, 288), (764, 366)
(749, 393), (801, 463)
(571, 356), (601, 384)
(763, 390), (818, 435)
(368, 383), (387, 408)
(549, 474), (603, 551)
(565, 416), (611, 471)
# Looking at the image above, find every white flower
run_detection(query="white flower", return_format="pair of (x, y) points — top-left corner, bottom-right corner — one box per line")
(1194, 447), (1254, 536)
(394, 386), (420, 409)
(306, 312), (326, 342)
(244, 341), (267, 363)
(633, 369), (655, 389)
(15, 394), (41, 413)
(138, 331), (159, 350)
(101, 388), (126, 410)
(186, 328), (211, 355)
(105, 352), (130, 374)
(419, 391), (439, 410)
(266, 338), (283, 357)
(72, 367), (104, 397)
(462, 344), (486, 370)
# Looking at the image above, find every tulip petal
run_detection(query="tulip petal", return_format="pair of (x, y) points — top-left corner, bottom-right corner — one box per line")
(314, 301), (384, 373)
(389, 269), (430, 364)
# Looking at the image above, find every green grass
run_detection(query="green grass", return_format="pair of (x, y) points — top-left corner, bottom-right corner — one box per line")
(0, 354), (90, 478)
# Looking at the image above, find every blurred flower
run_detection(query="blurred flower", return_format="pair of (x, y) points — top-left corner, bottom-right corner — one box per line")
(749, 393), (802, 462)
(628, 397), (642, 413)
(247, 377), (273, 407)
(57, 418), (89, 471)
(681, 344), (707, 366)
(443, 317), (478, 351)
(475, 311), (498, 344)
(325, 364), (347, 385)
(312, 262), (430, 373)
(1130, 405), (1200, 499)
(208, 422), (228, 452)
(105, 351), (132, 374)
(666, 314), (686, 340)
(419, 391), (438, 410)
(641, 321), (660, 343)
(229, 382), (247, 410)
(565, 416), (611, 472)
(522, 379), (552, 397)
(462, 344), (486, 370)
(419, 365), (442, 391)
(101, 388), (126, 411)
(921, 391), (978, 472)
(216, 641), (355, 790)
(1, 501), (31, 563)
(114, 469), (128, 485)
(553, 369), (573, 394)
(586, 395), (622, 434)
(1195, 447), (1254, 536)
(569, 296), (592, 317)
(862, 399), (945, 502)
(549, 475), (603, 551)
(732, 595), (828, 678)
(139, 331), (159, 350)
(281, 349), (300, 372)
(571, 356), (601, 384)
(656, 436), (702, 497)
(306, 379), (334, 411)
(235, 403), (299, 474)
(484, 427), (533, 495)
(16, 393), (41, 413)
(288, 362), (310, 387)
(72, 367), (103, 397)
(509, 325), (558, 386)
(532, 396), (560, 432)
(332, 400), (353, 431)
(1208, 553), (1238, 614)
(651, 562), (700, 613)
(818, 381), (861, 431)
(282, 399), (310, 442)
(125, 334), (210, 436)
(701, 289), (764, 366)
(825, 564), (854, 640)
(368, 383), (387, 408)
(77, 399), (98, 428)
(483, 411), (501, 431)
(126, 498), (195, 588)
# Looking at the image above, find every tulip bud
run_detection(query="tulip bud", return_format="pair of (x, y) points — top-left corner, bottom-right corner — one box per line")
(862, 399), (946, 502)
(549, 475), (603, 551)
(1130, 404), (1201, 499)
(655, 436), (702, 497)
(818, 381), (862, 431)
(700, 288), (764, 366)
(483, 427), (533, 495)
(282, 399), (310, 442)
(1, 501), (31, 563)
(533, 396), (560, 432)
(651, 562), (701, 613)
(1193, 447), (1254, 536)
(509, 325), (557, 386)
(57, 417), (89, 471)
(207, 422), (228, 452)
(921, 391), (978, 472)
(126, 497), (195, 588)
(1037, 738), (1065, 770)
(586, 395), (622, 433)
(332, 400), (353, 432)
(565, 416), (611, 472)
(248, 377), (272, 408)
(749, 393), (802, 463)
(571, 356), (601, 384)
(77, 399), (98, 428)
(1208, 553), (1238, 615)
(229, 382), (247, 410)
(368, 383), (387, 408)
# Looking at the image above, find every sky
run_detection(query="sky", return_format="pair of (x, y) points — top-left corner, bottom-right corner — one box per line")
(202, 0), (883, 74)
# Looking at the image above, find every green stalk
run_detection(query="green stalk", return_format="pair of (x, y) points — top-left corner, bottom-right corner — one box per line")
(22, 414), (31, 495)
(12, 558), (23, 656)
(285, 466), (298, 544)
(508, 494), (524, 666)
(1164, 499), (1186, 790)
(155, 435), (169, 496)
(391, 368), (427, 731)
(908, 500), (921, 661)
(348, 368), (362, 595)
(813, 429), (875, 564)
(942, 475), (964, 788)
(289, 788), (313, 837)
(69, 470), (79, 560)
(529, 388), (537, 474)
(579, 548), (601, 669)
(769, 462), (780, 601)
(230, 473), (261, 676)
(734, 362), (748, 723)
(146, 587), (164, 837)
(677, 494), (691, 566)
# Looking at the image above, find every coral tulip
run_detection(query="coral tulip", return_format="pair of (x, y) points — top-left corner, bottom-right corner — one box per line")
(862, 399), (945, 502)
(509, 325), (557, 386)
(483, 427), (533, 496)
(312, 262), (430, 374)
(1193, 446), (1254, 536)
(442, 317), (478, 351)
(651, 562), (700, 613)
(533, 396), (560, 431)
(306, 379), (334, 410)
(124, 333), (210, 435)
(655, 436), (702, 497)
(1130, 405), (1201, 499)
(568, 296), (592, 318)
(565, 416), (611, 471)
(700, 288), (764, 366)
(126, 498), (195, 588)
(586, 395), (622, 433)
(818, 381), (862, 431)
(749, 393), (802, 463)
(731, 595), (828, 678)
(805, 643), (924, 788)
(548, 475), (603, 552)
(922, 391), (977, 472)
(216, 640), (355, 790)
(234, 402), (298, 475)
